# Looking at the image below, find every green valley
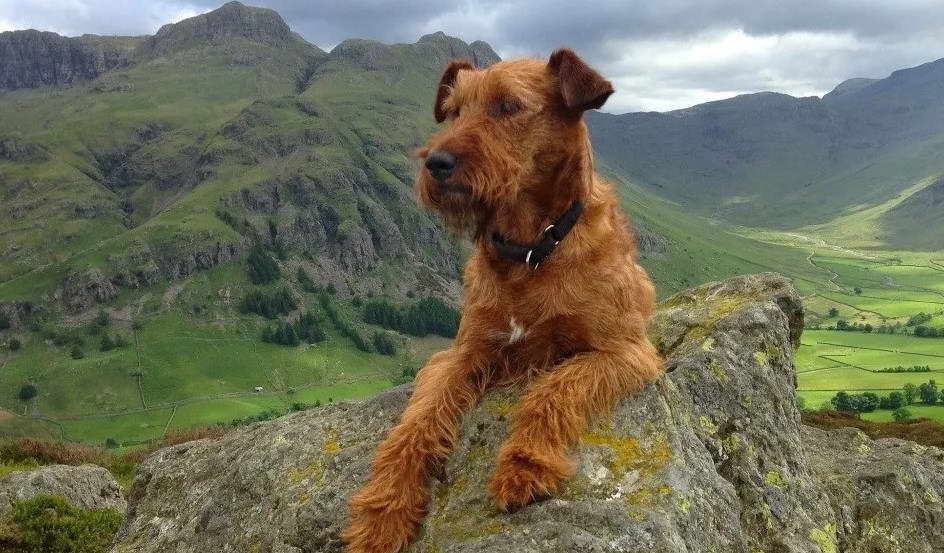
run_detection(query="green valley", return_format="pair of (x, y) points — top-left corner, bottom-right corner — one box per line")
(1, 1), (942, 446)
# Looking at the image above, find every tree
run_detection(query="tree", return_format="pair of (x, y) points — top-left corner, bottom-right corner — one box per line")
(240, 288), (297, 319)
(100, 334), (116, 352)
(915, 326), (929, 337)
(8, 337), (21, 351)
(853, 287), (862, 295)
(893, 407), (912, 422)
(863, 324), (873, 333)
(18, 384), (38, 401)
(852, 392), (880, 413)
(831, 391), (854, 412)
(835, 319), (849, 331)
(903, 383), (918, 405)
(297, 267), (318, 293)
(105, 438), (119, 449)
(0, 313), (10, 330)
(886, 391), (904, 409)
(918, 380), (938, 405)
(371, 331), (397, 356)
(246, 246), (281, 285)
(95, 310), (110, 327)
(827, 307), (839, 318)
(70, 345), (84, 360)
(295, 312), (325, 344)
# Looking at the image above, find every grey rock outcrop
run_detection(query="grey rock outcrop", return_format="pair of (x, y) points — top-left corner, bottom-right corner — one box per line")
(110, 273), (944, 552)
(0, 30), (136, 90)
(0, 464), (126, 517)
(138, 1), (304, 58)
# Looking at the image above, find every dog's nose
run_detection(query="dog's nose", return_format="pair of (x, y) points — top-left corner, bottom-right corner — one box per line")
(425, 150), (457, 181)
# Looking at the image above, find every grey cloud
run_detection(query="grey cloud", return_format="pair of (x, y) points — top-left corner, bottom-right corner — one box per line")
(2, 0), (943, 112)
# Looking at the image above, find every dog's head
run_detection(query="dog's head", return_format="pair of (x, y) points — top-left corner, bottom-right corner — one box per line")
(415, 49), (613, 235)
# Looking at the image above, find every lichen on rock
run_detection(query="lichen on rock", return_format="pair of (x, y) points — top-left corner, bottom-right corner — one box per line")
(110, 274), (944, 553)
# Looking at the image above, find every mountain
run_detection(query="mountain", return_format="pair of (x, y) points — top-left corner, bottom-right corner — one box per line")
(0, 1), (505, 315)
(587, 57), (944, 249)
(0, 30), (142, 90)
(3, 2), (937, 444)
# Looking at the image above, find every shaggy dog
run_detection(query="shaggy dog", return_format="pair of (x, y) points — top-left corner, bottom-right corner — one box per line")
(343, 49), (663, 553)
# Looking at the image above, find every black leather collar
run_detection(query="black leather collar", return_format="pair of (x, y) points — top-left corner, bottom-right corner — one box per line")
(490, 200), (584, 270)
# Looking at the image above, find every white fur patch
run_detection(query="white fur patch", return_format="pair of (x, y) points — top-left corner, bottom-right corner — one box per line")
(508, 317), (527, 344)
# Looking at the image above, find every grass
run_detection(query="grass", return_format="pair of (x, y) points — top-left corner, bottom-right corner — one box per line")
(0, 262), (414, 444)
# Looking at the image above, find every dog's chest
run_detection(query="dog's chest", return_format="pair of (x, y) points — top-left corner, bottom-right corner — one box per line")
(507, 317), (527, 344)
(493, 314), (588, 370)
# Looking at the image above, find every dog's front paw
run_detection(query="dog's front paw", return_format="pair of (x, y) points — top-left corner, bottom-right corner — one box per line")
(343, 488), (424, 553)
(488, 445), (573, 512)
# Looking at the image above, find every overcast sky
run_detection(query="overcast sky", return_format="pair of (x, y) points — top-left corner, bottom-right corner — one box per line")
(3, 0), (943, 113)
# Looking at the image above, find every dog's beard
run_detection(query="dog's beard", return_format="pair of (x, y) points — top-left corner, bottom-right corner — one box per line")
(432, 191), (490, 239)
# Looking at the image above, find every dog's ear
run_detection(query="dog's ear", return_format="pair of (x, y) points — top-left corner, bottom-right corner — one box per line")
(435, 59), (474, 123)
(548, 48), (614, 113)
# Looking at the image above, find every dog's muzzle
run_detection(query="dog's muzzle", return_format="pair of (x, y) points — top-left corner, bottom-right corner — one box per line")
(425, 150), (457, 181)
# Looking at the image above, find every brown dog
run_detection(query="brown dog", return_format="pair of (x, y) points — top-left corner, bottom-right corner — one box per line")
(343, 49), (663, 553)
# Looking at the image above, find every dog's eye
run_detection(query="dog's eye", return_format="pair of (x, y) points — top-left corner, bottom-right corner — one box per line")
(499, 100), (521, 116)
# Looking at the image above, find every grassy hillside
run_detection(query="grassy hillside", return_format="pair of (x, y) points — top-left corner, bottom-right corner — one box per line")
(586, 57), (944, 250)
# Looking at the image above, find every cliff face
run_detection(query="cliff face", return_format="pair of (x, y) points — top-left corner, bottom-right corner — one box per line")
(0, 30), (138, 90)
(110, 274), (944, 553)
(138, 1), (315, 58)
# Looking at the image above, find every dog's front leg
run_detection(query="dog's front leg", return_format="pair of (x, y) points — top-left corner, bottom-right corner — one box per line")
(488, 342), (662, 511)
(343, 347), (488, 553)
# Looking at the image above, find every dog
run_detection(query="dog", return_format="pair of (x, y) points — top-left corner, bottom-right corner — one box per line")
(342, 48), (664, 553)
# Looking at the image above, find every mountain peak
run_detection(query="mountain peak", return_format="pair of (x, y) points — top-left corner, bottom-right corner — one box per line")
(822, 77), (879, 101)
(416, 31), (500, 68)
(141, 1), (296, 56)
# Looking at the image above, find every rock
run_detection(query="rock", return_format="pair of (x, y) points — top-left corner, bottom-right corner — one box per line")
(110, 273), (944, 552)
(0, 464), (126, 517)
(0, 30), (134, 90)
(803, 426), (944, 552)
(138, 1), (304, 58)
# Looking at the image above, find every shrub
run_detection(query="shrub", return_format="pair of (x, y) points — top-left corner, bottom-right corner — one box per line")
(401, 297), (460, 338)
(3, 494), (122, 553)
(364, 297), (460, 338)
(297, 268), (319, 293)
(240, 288), (296, 319)
(0, 313), (9, 330)
(802, 410), (944, 448)
(0, 439), (103, 467)
(320, 293), (369, 352)
(8, 337), (21, 351)
(893, 407), (912, 422)
(907, 312), (933, 327)
(393, 366), (418, 386)
(372, 331), (397, 356)
(99, 335), (115, 352)
(262, 322), (299, 346)
(94, 310), (110, 328)
(70, 346), (84, 360)
(246, 246), (281, 285)
(17, 384), (37, 402)
(363, 299), (402, 329)
(295, 312), (325, 344)
(879, 391), (904, 410)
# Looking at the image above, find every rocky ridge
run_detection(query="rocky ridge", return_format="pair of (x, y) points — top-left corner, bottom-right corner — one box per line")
(106, 274), (944, 553)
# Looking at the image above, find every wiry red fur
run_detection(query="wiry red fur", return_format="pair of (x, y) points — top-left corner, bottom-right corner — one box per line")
(343, 48), (664, 553)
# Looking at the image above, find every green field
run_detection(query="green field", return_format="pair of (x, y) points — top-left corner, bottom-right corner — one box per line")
(0, 262), (421, 444)
(797, 329), (944, 422)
